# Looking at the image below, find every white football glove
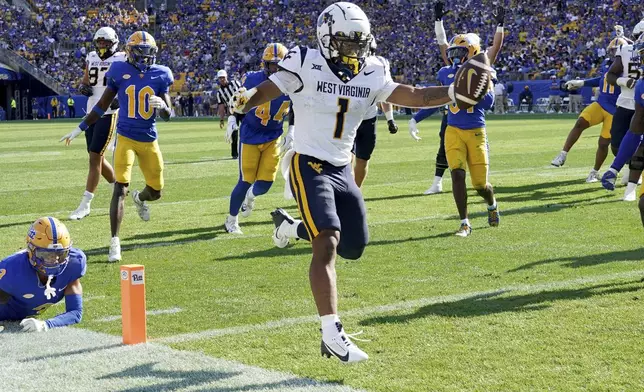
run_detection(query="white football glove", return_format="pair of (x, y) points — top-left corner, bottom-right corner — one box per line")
(565, 80), (584, 90)
(230, 87), (257, 114)
(408, 118), (421, 141)
(59, 127), (83, 146)
(149, 95), (169, 111)
(225, 115), (238, 144)
(20, 318), (48, 332)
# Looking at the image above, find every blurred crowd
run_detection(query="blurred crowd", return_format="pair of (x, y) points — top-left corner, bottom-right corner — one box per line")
(0, 0), (643, 99)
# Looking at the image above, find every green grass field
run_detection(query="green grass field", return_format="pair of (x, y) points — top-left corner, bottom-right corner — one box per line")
(1, 115), (643, 391)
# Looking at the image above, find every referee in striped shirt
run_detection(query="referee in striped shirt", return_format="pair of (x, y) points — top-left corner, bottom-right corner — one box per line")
(216, 69), (242, 159)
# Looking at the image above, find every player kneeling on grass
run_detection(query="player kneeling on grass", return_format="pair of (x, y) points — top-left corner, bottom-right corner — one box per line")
(225, 43), (293, 234)
(0, 217), (86, 332)
(445, 34), (500, 237)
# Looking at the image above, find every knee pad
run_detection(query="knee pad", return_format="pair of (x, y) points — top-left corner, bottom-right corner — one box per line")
(629, 154), (644, 171)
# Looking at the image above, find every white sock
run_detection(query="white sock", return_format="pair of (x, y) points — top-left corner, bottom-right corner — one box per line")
(281, 219), (302, 239)
(228, 214), (238, 223)
(320, 314), (341, 336)
(81, 191), (94, 206)
(625, 182), (637, 193)
(560, 150), (568, 157)
(246, 186), (256, 201)
(461, 218), (470, 226)
(433, 176), (442, 184)
(488, 198), (497, 210)
(134, 192), (142, 204)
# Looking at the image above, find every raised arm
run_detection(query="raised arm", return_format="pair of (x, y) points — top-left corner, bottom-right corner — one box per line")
(487, 6), (505, 65)
(434, 1), (450, 66)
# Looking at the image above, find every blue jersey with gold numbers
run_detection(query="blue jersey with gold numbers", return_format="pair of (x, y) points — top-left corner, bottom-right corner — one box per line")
(446, 64), (494, 129)
(584, 73), (620, 115)
(240, 71), (290, 145)
(635, 79), (644, 107)
(106, 62), (174, 142)
(0, 248), (86, 320)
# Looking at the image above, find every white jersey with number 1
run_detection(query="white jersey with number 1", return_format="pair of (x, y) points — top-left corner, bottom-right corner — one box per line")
(616, 44), (641, 110)
(85, 51), (126, 114)
(269, 46), (398, 166)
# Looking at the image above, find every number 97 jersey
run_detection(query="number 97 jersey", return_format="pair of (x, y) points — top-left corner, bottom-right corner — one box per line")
(106, 61), (174, 142)
(85, 51), (127, 114)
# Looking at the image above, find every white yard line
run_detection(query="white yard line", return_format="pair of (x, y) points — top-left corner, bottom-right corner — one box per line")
(95, 307), (183, 323)
(156, 269), (644, 344)
(0, 328), (363, 392)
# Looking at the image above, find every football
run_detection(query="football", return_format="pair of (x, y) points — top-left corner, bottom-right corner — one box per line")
(453, 52), (494, 110)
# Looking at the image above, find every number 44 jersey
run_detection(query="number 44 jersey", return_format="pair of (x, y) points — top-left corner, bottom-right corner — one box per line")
(269, 46), (399, 166)
(85, 51), (127, 114)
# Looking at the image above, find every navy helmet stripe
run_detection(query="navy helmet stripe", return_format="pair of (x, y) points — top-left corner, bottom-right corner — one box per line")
(48, 217), (58, 245)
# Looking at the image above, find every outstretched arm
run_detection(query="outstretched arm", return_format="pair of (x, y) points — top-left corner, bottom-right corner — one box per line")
(241, 80), (284, 113)
(386, 85), (453, 109)
(44, 279), (83, 329)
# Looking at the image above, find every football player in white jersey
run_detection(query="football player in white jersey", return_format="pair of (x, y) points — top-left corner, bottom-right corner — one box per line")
(601, 20), (644, 200)
(230, 2), (475, 363)
(61, 27), (126, 220)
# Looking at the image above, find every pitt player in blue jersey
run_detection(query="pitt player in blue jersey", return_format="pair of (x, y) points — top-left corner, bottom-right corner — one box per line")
(409, 1), (505, 195)
(0, 218), (86, 332)
(62, 31), (174, 262)
(445, 34), (500, 237)
(225, 43), (292, 234)
(551, 37), (626, 184)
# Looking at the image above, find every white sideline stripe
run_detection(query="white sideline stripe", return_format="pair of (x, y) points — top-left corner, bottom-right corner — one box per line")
(0, 151), (62, 158)
(156, 269), (644, 344)
(95, 307), (183, 323)
(0, 165), (595, 220)
(0, 328), (363, 392)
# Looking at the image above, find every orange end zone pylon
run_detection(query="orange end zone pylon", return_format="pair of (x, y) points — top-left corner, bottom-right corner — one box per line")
(120, 264), (147, 345)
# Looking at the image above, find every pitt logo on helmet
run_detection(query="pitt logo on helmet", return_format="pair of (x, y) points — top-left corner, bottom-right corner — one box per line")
(126, 31), (158, 72)
(262, 43), (288, 75)
(26, 217), (72, 276)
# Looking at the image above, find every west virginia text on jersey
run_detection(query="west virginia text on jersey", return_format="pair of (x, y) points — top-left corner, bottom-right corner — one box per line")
(269, 46), (398, 166)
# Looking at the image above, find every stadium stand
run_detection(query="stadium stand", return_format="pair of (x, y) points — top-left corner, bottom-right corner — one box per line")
(0, 0), (642, 117)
